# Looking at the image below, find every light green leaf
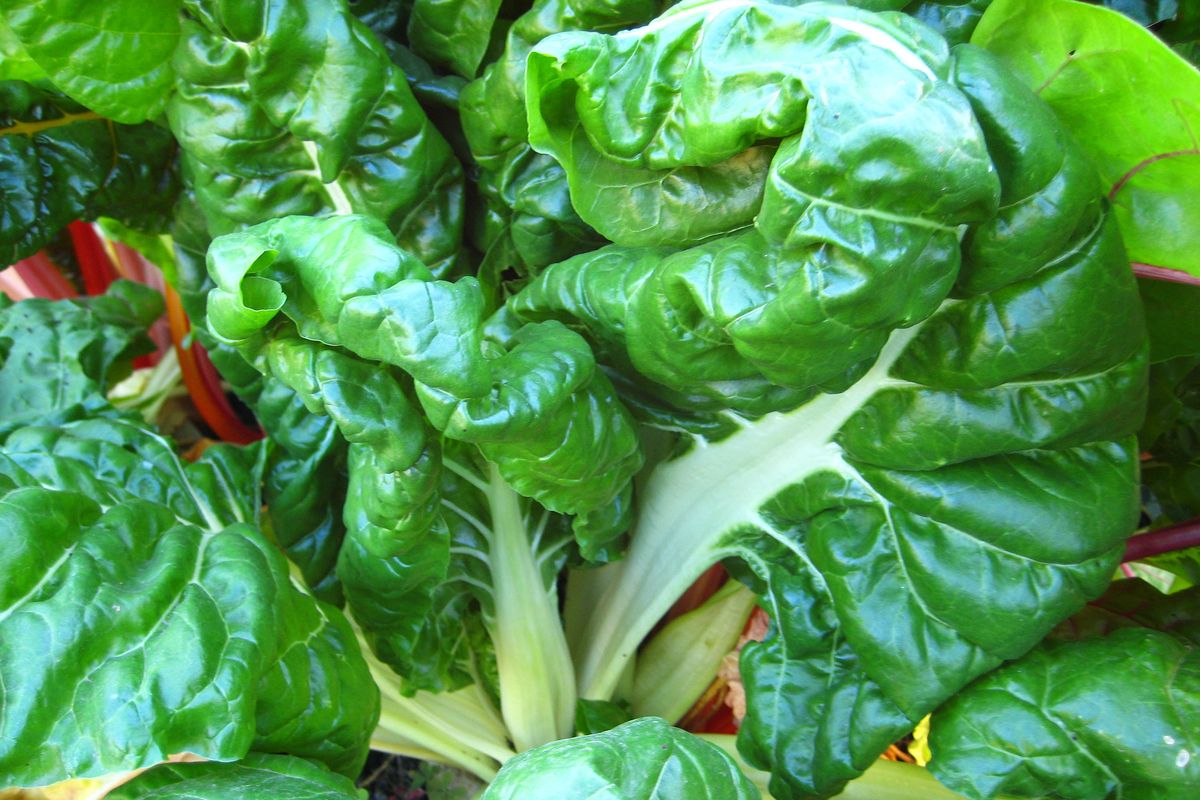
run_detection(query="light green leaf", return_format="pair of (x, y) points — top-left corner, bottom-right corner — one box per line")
(0, 0), (182, 123)
(459, 0), (659, 270)
(973, 0), (1200, 276)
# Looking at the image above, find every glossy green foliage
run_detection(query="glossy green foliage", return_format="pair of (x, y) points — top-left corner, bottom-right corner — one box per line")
(515, 11), (1147, 796)
(204, 215), (641, 700)
(0, 81), (179, 266)
(0, 414), (378, 786)
(973, 0), (1200, 277)
(408, 0), (508, 78)
(168, 0), (464, 275)
(0, 280), (161, 433)
(574, 699), (632, 735)
(0, 18), (47, 83)
(207, 215), (641, 546)
(256, 380), (351, 603)
(459, 0), (659, 270)
(107, 754), (367, 800)
(930, 584), (1200, 799)
(172, 191), (353, 604)
(0, 0), (181, 123)
(480, 717), (759, 799)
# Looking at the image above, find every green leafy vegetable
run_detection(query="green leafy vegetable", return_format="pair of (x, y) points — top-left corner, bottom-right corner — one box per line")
(0, 286), (378, 787)
(512, 6), (1147, 795)
(0, 280), (161, 431)
(204, 213), (642, 752)
(972, 0), (1200, 277)
(929, 585), (1200, 799)
(1135, 280), (1200, 588)
(407, 0), (509, 78)
(0, 0), (181, 123)
(480, 717), (760, 799)
(459, 0), (658, 270)
(168, 0), (465, 275)
(107, 754), (367, 800)
(0, 415), (378, 785)
(0, 81), (179, 266)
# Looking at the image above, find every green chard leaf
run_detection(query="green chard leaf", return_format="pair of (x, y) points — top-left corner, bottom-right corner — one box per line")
(480, 717), (760, 799)
(0, 81), (180, 266)
(0, 416), (378, 785)
(407, 0), (511, 79)
(459, 0), (659, 271)
(972, 0), (1200, 277)
(106, 753), (367, 800)
(171, 190), (354, 604)
(929, 583), (1200, 799)
(168, 0), (465, 275)
(0, 0), (182, 123)
(204, 214), (642, 750)
(0, 17), (47, 84)
(511, 6), (1148, 796)
(0, 280), (162, 432)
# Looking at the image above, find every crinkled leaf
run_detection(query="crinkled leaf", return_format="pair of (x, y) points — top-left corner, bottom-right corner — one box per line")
(526, 1), (997, 249)
(481, 717), (759, 799)
(204, 215), (639, 712)
(929, 588), (1200, 799)
(513, 13), (1146, 796)
(0, 0), (181, 123)
(408, 0), (507, 78)
(459, 0), (659, 270)
(168, 0), (464, 275)
(0, 418), (378, 786)
(0, 81), (179, 266)
(973, 0), (1200, 276)
(107, 754), (366, 800)
(206, 215), (641, 549)
(0, 280), (161, 433)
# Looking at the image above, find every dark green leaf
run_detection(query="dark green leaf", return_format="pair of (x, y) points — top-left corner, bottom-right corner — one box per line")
(0, 81), (179, 266)
(169, 0), (465, 275)
(575, 699), (632, 735)
(511, 13), (1147, 797)
(0, 419), (378, 785)
(930, 593), (1200, 799)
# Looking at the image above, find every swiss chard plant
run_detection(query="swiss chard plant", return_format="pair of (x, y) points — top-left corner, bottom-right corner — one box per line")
(0, 0), (1198, 799)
